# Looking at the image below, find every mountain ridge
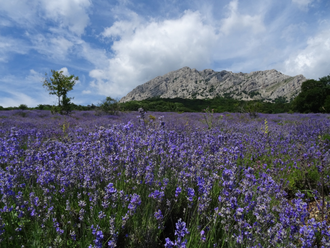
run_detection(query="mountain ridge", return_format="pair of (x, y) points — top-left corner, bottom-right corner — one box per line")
(119, 67), (307, 103)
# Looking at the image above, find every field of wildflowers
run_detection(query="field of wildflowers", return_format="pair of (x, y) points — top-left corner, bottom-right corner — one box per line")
(0, 109), (330, 247)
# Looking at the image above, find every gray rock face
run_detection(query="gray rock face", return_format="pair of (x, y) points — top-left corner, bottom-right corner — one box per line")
(119, 67), (307, 102)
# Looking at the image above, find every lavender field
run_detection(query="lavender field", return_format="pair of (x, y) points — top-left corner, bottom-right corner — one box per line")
(1, 110), (330, 247)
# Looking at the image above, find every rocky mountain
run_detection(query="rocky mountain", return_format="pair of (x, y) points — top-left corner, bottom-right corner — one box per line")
(119, 67), (307, 103)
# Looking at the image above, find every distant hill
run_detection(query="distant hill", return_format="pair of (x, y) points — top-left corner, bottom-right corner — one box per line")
(120, 67), (307, 103)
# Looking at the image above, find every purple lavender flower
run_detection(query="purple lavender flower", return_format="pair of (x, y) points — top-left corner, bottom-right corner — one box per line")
(78, 200), (86, 208)
(30, 208), (36, 217)
(175, 218), (189, 238)
(108, 239), (117, 248)
(56, 227), (64, 235)
(106, 183), (117, 194)
(91, 225), (104, 248)
(165, 237), (174, 248)
(69, 230), (76, 240)
(236, 207), (244, 217)
(98, 211), (106, 219)
(128, 193), (141, 212)
(200, 230), (206, 242)
(165, 219), (189, 248)
(154, 209), (163, 221)
(197, 177), (206, 194)
(175, 187), (182, 198)
(187, 187), (194, 202)
(148, 190), (164, 201)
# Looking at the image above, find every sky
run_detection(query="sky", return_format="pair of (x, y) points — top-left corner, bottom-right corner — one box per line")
(0, 0), (329, 107)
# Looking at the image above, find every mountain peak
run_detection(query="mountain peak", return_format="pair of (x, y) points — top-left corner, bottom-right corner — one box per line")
(120, 67), (307, 103)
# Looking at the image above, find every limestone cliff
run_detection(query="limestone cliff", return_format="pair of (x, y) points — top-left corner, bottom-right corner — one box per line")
(119, 67), (306, 102)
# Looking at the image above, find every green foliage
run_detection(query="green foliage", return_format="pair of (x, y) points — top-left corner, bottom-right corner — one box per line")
(148, 114), (156, 121)
(273, 96), (287, 104)
(318, 74), (330, 87)
(201, 106), (216, 129)
(36, 104), (52, 110)
(240, 101), (262, 118)
(248, 90), (261, 98)
(97, 96), (120, 115)
(14, 111), (28, 117)
(324, 95), (330, 112)
(285, 164), (324, 199)
(18, 104), (28, 110)
(42, 70), (78, 115)
(119, 101), (143, 111)
(293, 75), (330, 113)
(320, 133), (330, 149)
(36, 104), (45, 110)
(117, 97), (293, 114)
(293, 80), (325, 113)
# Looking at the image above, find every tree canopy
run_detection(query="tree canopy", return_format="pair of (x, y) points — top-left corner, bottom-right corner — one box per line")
(97, 97), (120, 115)
(292, 75), (330, 113)
(42, 70), (78, 115)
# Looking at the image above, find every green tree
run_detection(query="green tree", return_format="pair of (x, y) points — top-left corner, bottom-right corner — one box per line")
(320, 74), (330, 112)
(274, 96), (287, 104)
(241, 101), (262, 118)
(319, 74), (330, 88)
(42, 70), (78, 115)
(324, 95), (330, 112)
(293, 79), (328, 113)
(18, 104), (28, 110)
(97, 96), (120, 115)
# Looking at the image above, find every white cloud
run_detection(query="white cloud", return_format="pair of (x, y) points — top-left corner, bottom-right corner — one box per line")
(58, 67), (70, 76)
(41, 0), (91, 35)
(220, 0), (266, 35)
(28, 33), (74, 60)
(282, 26), (330, 79)
(0, 70), (55, 107)
(280, 22), (308, 43)
(82, 90), (92, 94)
(102, 12), (142, 40)
(0, 0), (91, 35)
(0, 0), (91, 64)
(26, 69), (44, 83)
(292, 0), (315, 10)
(0, 36), (29, 62)
(91, 10), (219, 97)
(0, 70), (43, 88)
(0, 91), (40, 108)
(0, 0), (39, 27)
(75, 42), (109, 69)
(208, 0), (268, 65)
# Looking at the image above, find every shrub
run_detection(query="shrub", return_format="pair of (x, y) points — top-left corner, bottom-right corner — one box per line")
(18, 104), (28, 110)
(98, 97), (120, 115)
